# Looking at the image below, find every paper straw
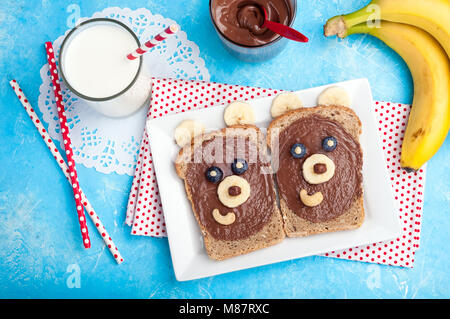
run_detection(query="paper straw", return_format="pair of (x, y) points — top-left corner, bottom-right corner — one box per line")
(9, 80), (124, 264)
(127, 24), (179, 60)
(44, 42), (91, 249)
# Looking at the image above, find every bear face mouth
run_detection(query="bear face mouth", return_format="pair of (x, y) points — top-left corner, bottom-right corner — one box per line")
(299, 189), (324, 207)
(211, 209), (236, 225)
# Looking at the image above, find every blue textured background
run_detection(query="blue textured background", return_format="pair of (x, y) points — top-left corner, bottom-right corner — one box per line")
(0, 0), (449, 298)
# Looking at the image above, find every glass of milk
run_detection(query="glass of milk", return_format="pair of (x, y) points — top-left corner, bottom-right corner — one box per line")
(59, 18), (151, 118)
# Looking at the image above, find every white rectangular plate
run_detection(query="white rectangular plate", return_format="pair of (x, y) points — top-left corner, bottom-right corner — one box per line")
(147, 79), (400, 281)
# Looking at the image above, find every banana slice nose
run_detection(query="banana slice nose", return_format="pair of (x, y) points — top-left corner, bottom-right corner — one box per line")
(217, 175), (251, 208)
(299, 189), (324, 207)
(302, 154), (336, 185)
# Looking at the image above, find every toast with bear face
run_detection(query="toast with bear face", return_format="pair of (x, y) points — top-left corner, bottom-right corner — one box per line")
(175, 117), (285, 260)
(268, 103), (364, 237)
(175, 88), (364, 259)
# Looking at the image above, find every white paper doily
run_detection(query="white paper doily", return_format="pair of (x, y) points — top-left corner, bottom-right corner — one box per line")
(38, 7), (210, 175)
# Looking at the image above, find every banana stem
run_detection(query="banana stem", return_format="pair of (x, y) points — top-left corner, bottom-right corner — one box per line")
(346, 24), (373, 37)
(324, 2), (377, 38)
(344, 5), (377, 28)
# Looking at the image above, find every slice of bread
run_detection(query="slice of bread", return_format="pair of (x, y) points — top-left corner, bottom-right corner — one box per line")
(267, 105), (364, 237)
(176, 125), (285, 260)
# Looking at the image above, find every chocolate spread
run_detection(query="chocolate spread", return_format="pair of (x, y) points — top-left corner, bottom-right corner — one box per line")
(276, 115), (363, 223)
(211, 0), (293, 46)
(185, 135), (276, 241)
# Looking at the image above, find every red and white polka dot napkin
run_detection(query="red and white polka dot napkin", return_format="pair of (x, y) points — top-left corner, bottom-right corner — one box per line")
(125, 78), (426, 268)
(323, 101), (425, 267)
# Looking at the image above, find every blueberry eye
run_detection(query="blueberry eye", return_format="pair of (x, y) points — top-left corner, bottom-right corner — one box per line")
(231, 159), (248, 175)
(205, 166), (223, 183)
(322, 137), (337, 151)
(290, 143), (307, 159)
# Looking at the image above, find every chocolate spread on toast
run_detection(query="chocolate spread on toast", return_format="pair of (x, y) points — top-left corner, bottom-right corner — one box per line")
(276, 115), (363, 223)
(185, 135), (276, 241)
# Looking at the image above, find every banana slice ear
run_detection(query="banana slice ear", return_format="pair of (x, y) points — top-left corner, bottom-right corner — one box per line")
(317, 86), (351, 107)
(224, 102), (256, 126)
(270, 92), (303, 118)
(174, 120), (205, 147)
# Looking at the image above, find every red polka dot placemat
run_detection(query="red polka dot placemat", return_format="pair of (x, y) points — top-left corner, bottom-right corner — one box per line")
(125, 78), (426, 268)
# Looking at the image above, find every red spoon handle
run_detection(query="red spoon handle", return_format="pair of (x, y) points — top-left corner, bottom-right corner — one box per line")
(263, 20), (309, 42)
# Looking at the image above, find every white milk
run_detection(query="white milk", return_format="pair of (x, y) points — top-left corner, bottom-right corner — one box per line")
(60, 20), (150, 117)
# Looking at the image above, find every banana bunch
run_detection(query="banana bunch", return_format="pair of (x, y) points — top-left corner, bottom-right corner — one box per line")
(323, 0), (450, 171)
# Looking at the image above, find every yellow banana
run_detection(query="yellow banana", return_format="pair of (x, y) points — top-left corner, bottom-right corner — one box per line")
(343, 22), (450, 171)
(324, 0), (450, 59)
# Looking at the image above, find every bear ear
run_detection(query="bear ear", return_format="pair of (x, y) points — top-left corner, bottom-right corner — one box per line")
(224, 101), (256, 127)
(174, 120), (205, 148)
(317, 86), (351, 107)
(270, 92), (303, 118)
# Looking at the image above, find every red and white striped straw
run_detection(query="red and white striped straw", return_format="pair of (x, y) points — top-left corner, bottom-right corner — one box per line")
(127, 24), (179, 60)
(9, 79), (124, 264)
(44, 42), (91, 249)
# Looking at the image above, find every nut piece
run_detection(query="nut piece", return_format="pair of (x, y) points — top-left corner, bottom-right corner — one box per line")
(174, 120), (205, 147)
(228, 186), (241, 196)
(317, 86), (351, 107)
(302, 154), (335, 184)
(224, 102), (256, 126)
(217, 175), (251, 208)
(314, 163), (327, 174)
(212, 209), (236, 225)
(299, 189), (324, 207)
(270, 92), (303, 118)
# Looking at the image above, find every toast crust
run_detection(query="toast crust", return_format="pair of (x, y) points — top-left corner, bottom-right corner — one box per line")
(267, 105), (362, 146)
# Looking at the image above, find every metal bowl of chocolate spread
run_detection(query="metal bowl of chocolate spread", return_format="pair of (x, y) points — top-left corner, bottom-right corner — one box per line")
(209, 0), (297, 62)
